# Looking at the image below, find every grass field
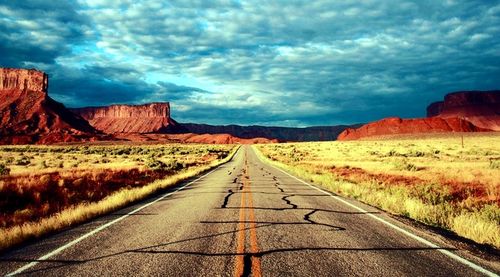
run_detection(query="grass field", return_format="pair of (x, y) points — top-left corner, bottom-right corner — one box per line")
(255, 134), (500, 248)
(0, 144), (238, 251)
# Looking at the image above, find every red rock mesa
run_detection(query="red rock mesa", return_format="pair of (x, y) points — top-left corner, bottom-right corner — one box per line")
(0, 68), (101, 144)
(427, 91), (500, 131)
(71, 103), (182, 134)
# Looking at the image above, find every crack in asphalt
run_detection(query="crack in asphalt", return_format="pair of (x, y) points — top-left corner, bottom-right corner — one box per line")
(274, 182), (285, 193)
(242, 254), (252, 277)
(221, 189), (234, 209)
(303, 209), (345, 231)
(282, 195), (298, 209)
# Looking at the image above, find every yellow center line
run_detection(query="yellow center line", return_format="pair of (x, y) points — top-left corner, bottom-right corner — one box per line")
(234, 171), (246, 277)
(247, 162), (262, 277)
(234, 152), (262, 277)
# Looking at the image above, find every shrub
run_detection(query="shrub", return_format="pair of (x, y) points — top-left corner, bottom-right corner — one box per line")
(0, 163), (10, 176)
(15, 156), (30, 166)
(387, 149), (396, 156)
(489, 159), (500, 169)
(146, 159), (184, 172)
(407, 150), (425, 157)
(38, 160), (48, 169)
(393, 160), (419, 171)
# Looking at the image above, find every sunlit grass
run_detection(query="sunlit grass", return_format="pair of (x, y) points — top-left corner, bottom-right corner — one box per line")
(0, 144), (239, 252)
(255, 133), (500, 248)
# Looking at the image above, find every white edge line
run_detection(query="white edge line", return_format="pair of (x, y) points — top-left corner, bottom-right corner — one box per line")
(6, 168), (219, 276)
(255, 149), (498, 277)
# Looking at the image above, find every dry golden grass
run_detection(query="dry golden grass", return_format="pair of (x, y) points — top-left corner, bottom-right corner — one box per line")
(255, 133), (500, 248)
(0, 144), (239, 252)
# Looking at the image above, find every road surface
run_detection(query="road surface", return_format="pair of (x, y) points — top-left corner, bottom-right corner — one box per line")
(1, 146), (498, 276)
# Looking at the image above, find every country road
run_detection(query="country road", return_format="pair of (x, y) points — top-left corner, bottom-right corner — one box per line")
(1, 146), (498, 276)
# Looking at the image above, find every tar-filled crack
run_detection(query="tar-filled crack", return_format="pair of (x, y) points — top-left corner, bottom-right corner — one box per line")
(274, 182), (285, 193)
(282, 195), (298, 209)
(303, 209), (345, 231)
(221, 189), (234, 208)
(303, 209), (316, 224)
(242, 254), (252, 277)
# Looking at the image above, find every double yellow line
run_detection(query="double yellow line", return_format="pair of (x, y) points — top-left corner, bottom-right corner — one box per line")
(234, 157), (262, 277)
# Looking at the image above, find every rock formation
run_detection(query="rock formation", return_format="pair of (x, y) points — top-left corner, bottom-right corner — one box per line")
(338, 91), (499, 141)
(337, 117), (488, 141)
(0, 68), (103, 144)
(72, 103), (358, 141)
(71, 103), (184, 134)
(1, 68), (48, 92)
(113, 133), (277, 144)
(426, 91), (500, 131)
(175, 123), (361, 142)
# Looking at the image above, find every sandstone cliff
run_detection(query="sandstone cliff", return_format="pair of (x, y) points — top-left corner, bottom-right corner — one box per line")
(0, 68), (48, 92)
(0, 68), (103, 144)
(71, 103), (184, 134)
(337, 117), (488, 141)
(426, 91), (500, 131)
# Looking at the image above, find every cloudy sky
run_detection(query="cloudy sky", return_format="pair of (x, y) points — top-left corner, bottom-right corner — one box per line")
(1, 1), (499, 126)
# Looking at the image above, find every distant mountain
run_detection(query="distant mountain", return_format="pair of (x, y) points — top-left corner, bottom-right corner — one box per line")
(338, 90), (499, 140)
(0, 68), (105, 144)
(175, 123), (362, 142)
(337, 117), (488, 140)
(113, 133), (278, 144)
(427, 90), (500, 131)
(0, 67), (366, 144)
(71, 102), (361, 142)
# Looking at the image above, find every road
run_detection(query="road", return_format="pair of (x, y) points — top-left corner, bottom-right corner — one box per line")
(1, 146), (498, 276)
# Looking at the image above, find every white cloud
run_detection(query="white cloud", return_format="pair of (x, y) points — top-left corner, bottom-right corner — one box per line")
(1, 0), (499, 125)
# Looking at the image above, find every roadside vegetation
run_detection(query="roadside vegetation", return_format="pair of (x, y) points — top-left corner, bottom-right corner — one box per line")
(255, 134), (500, 248)
(0, 144), (238, 251)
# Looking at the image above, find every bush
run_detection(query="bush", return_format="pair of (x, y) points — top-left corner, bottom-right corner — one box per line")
(0, 163), (10, 176)
(146, 159), (184, 172)
(38, 160), (48, 169)
(407, 150), (425, 157)
(15, 156), (30, 166)
(489, 159), (500, 169)
(393, 160), (419, 171)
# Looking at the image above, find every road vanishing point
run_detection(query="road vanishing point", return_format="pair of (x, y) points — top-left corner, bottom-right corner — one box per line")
(1, 146), (499, 276)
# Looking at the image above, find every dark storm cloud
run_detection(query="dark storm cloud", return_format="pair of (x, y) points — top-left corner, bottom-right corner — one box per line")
(0, 1), (91, 67)
(45, 64), (207, 108)
(1, 0), (499, 126)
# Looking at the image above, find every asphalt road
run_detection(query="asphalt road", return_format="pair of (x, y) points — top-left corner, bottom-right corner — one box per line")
(1, 146), (498, 276)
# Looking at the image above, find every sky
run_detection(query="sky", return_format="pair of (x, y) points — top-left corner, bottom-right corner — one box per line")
(1, 0), (499, 127)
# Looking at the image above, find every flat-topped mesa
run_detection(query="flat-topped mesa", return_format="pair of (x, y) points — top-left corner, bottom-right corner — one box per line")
(427, 90), (500, 131)
(71, 103), (181, 133)
(0, 67), (103, 144)
(337, 117), (489, 141)
(75, 102), (171, 120)
(0, 68), (48, 92)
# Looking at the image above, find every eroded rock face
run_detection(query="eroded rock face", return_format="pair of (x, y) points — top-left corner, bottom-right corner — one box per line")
(0, 68), (102, 144)
(71, 103), (183, 133)
(0, 68), (48, 92)
(427, 91), (500, 130)
(337, 117), (488, 141)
